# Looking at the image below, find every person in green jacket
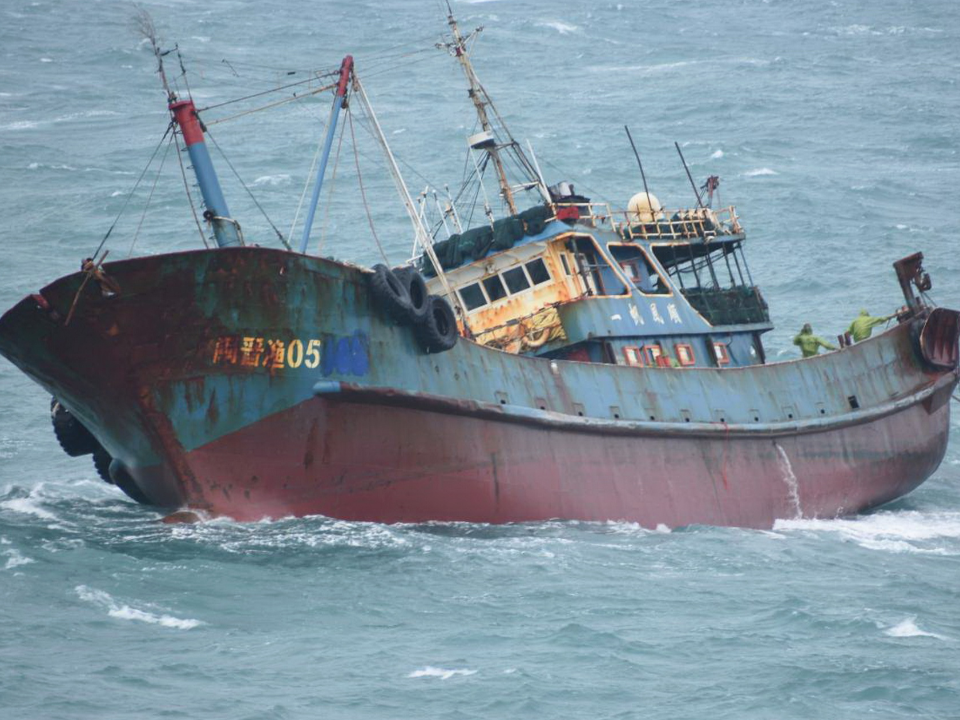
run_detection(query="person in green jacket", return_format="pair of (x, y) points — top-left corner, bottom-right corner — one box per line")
(793, 323), (837, 358)
(847, 309), (895, 342)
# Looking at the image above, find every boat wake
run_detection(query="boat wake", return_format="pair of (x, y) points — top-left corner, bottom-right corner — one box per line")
(75, 585), (203, 630)
(775, 510), (960, 555)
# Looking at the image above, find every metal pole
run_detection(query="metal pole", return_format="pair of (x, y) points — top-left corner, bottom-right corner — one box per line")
(624, 126), (654, 220)
(674, 142), (704, 208)
(299, 55), (353, 254)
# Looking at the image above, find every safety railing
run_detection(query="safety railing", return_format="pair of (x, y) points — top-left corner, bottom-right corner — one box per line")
(553, 202), (743, 242)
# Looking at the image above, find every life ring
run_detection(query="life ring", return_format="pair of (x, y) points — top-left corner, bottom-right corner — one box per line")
(415, 295), (458, 353)
(369, 264), (414, 324)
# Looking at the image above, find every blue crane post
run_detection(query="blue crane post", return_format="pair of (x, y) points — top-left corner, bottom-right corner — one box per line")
(299, 55), (354, 254)
(169, 99), (241, 248)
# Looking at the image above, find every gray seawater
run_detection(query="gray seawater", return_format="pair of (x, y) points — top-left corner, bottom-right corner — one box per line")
(2, 0), (960, 717)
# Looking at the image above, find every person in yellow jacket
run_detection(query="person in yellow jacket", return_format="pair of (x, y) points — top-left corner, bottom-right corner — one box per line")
(847, 309), (895, 342)
(793, 323), (837, 358)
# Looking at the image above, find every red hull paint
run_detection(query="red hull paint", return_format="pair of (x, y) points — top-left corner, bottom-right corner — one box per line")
(139, 389), (951, 528)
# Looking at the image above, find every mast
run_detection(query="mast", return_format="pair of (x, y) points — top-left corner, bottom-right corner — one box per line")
(139, 10), (240, 248)
(441, 3), (540, 217)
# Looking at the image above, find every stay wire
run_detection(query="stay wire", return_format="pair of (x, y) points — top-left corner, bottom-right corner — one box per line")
(203, 123), (291, 249)
(348, 108), (390, 264)
(198, 72), (339, 113)
(92, 121), (174, 260)
(128, 132), (174, 256)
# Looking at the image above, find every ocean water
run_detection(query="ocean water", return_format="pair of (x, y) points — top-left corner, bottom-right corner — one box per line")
(2, 0), (960, 718)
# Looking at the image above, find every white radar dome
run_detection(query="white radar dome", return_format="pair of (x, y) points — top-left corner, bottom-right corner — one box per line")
(627, 192), (663, 223)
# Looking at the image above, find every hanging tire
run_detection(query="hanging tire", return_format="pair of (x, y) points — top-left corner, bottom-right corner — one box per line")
(51, 398), (99, 457)
(369, 264), (413, 324)
(415, 295), (459, 353)
(394, 266), (430, 324)
(92, 446), (151, 505)
(92, 445), (113, 484)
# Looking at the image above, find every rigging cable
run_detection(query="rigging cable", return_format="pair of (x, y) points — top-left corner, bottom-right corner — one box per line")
(347, 107), (390, 264)
(203, 124), (291, 249)
(128, 132), (175, 256)
(91, 121), (175, 260)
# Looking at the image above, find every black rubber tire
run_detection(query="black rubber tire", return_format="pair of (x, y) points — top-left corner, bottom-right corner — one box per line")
(369, 264), (413, 324)
(415, 295), (459, 353)
(394, 266), (430, 324)
(92, 446), (113, 484)
(50, 398), (99, 457)
(92, 446), (151, 504)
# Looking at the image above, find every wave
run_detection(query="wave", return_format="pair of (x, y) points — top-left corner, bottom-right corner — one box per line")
(775, 510), (960, 554)
(408, 666), (477, 680)
(75, 585), (203, 630)
(537, 21), (578, 35)
(742, 168), (778, 177)
(3, 549), (34, 570)
(883, 617), (947, 640)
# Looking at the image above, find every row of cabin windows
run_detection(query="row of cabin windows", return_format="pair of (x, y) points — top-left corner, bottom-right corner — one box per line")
(622, 341), (730, 368)
(459, 258), (552, 312)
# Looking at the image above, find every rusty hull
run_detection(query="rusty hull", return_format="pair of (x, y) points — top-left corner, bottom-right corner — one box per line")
(0, 247), (956, 526)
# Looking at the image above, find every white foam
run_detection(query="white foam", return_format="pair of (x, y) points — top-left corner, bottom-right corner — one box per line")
(3, 549), (34, 570)
(711, 149), (724, 159)
(40, 57), (53, 63)
(775, 510), (960, 554)
(0, 496), (58, 521)
(408, 666), (477, 680)
(75, 585), (203, 630)
(538, 21), (578, 35)
(743, 167), (778, 177)
(884, 618), (947, 640)
(252, 174), (290, 186)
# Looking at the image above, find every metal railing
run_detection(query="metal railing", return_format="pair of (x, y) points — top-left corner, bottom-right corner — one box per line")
(554, 202), (743, 242)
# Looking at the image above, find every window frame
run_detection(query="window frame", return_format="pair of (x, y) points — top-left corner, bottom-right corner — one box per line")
(713, 342), (731, 365)
(675, 343), (696, 367)
(623, 345), (644, 367)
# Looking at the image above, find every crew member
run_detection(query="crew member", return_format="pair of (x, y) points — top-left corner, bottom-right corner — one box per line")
(793, 323), (836, 358)
(847, 309), (895, 343)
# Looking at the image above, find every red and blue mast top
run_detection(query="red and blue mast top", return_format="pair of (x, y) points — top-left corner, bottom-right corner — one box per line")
(169, 98), (241, 248)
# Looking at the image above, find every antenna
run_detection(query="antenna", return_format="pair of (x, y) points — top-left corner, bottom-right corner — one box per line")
(439, 7), (541, 217)
(624, 125), (654, 216)
(674, 142), (704, 208)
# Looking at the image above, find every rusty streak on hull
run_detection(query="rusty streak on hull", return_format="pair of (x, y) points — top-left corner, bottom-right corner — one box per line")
(0, 247), (956, 528)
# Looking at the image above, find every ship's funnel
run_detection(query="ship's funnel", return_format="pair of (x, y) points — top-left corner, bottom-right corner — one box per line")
(627, 191), (663, 223)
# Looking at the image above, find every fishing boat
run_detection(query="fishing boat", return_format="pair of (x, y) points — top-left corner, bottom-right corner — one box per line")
(0, 10), (957, 527)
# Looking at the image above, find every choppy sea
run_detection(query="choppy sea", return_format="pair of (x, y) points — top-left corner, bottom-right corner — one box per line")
(2, 0), (960, 717)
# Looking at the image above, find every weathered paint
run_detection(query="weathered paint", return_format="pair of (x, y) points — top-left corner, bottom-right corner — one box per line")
(0, 247), (955, 526)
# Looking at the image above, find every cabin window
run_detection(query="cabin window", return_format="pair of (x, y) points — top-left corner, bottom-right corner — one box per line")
(460, 283), (487, 311)
(560, 254), (572, 276)
(503, 266), (531, 294)
(623, 346), (644, 366)
(643, 344), (663, 365)
(675, 343), (696, 366)
(570, 236), (628, 296)
(483, 275), (508, 303)
(525, 258), (551, 285)
(713, 342), (730, 365)
(610, 244), (669, 295)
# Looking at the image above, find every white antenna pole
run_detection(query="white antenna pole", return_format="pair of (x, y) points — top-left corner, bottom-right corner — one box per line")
(433, 190), (453, 238)
(352, 75), (465, 319)
(526, 139), (552, 204)
(444, 184), (463, 232)
(471, 151), (497, 228)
